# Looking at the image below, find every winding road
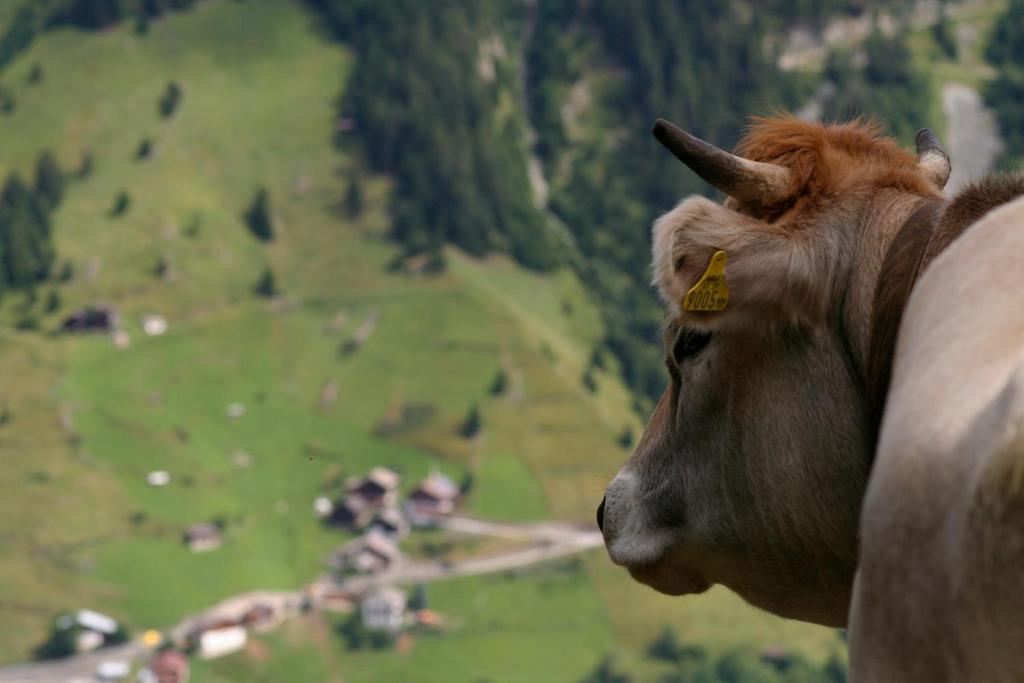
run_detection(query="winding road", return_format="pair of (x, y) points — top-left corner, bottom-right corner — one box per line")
(0, 517), (601, 682)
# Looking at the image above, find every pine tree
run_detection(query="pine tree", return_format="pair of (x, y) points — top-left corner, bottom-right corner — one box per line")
(78, 152), (94, 179)
(647, 626), (681, 662)
(34, 151), (63, 211)
(408, 583), (428, 611)
(142, 0), (164, 18)
(253, 266), (278, 298)
(460, 404), (482, 438)
(489, 370), (507, 395)
(245, 188), (274, 241)
(0, 174), (54, 288)
(45, 290), (60, 313)
(159, 81), (182, 118)
(932, 16), (958, 59)
(0, 86), (15, 115)
(344, 176), (363, 218)
(0, 7), (35, 72)
(62, 0), (123, 30)
(110, 190), (131, 217)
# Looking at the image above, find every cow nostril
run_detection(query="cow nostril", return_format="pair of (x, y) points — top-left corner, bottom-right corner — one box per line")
(596, 496), (606, 532)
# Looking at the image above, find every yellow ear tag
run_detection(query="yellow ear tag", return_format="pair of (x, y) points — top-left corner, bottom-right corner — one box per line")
(682, 250), (729, 312)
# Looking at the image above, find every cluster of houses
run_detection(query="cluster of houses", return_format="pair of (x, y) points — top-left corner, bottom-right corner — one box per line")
(314, 467), (460, 575)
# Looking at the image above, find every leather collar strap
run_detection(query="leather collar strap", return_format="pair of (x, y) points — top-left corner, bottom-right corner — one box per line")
(864, 198), (947, 461)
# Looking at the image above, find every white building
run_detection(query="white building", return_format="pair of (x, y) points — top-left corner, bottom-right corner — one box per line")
(198, 625), (247, 660)
(95, 659), (130, 681)
(312, 496), (333, 519)
(360, 588), (406, 632)
(76, 609), (118, 635)
(142, 315), (168, 336)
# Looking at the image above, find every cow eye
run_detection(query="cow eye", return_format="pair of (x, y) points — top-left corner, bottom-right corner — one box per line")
(674, 330), (711, 363)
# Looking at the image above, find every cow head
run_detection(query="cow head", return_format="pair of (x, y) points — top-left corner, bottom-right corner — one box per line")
(598, 117), (950, 626)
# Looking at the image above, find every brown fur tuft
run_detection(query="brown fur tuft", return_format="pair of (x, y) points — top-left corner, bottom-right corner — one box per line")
(942, 173), (1024, 236)
(735, 116), (940, 207)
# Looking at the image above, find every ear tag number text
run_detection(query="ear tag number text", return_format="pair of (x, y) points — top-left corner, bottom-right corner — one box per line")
(683, 250), (729, 312)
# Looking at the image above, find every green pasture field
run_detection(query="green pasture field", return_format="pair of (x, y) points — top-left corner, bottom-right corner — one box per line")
(0, 0), (839, 676)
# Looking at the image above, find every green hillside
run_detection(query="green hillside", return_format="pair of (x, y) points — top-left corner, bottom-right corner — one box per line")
(0, 1), (855, 680)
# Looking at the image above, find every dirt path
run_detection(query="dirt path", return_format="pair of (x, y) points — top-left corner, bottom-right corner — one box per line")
(942, 82), (1003, 194)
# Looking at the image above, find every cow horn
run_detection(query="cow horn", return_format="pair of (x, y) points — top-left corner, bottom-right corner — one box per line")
(916, 128), (951, 189)
(652, 118), (792, 207)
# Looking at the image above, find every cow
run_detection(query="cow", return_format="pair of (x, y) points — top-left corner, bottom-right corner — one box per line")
(596, 115), (1024, 680)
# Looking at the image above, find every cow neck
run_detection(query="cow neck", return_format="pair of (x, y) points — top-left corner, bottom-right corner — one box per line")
(864, 195), (960, 467)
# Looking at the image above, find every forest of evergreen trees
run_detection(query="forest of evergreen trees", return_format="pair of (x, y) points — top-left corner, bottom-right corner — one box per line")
(0, 0), (202, 72)
(0, 154), (63, 299)
(305, 0), (938, 408)
(983, 0), (1024, 166)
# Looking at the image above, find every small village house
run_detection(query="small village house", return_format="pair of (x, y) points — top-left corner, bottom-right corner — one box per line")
(348, 466), (400, 507)
(360, 588), (406, 632)
(76, 609), (121, 652)
(95, 659), (130, 680)
(76, 630), (103, 653)
(329, 530), (402, 574)
(48, 609), (122, 654)
(183, 523), (222, 552)
(147, 471), (171, 487)
(145, 649), (190, 683)
(413, 609), (446, 631)
(62, 305), (120, 334)
(327, 495), (372, 529)
(325, 466), (403, 530)
(197, 625), (247, 660)
(405, 472), (459, 525)
(369, 507), (409, 539)
(75, 609), (118, 636)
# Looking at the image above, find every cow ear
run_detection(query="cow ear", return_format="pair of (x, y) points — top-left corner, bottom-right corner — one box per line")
(652, 196), (839, 329)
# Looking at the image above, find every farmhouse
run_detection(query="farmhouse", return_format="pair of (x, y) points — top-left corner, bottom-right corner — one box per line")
(145, 649), (190, 683)
(327, 495), (372, 529)
(75, 609), (118, 635)
(360, 588), (406, 632)
(329, 530), (402, 574)
(183, 523), (222, 552)
(348, 466), (400, 506)
(369, 507), (409, 539)
(197, 625), (246, 660)
(61, 305), (120, 333)
(405, 472), (459, 524)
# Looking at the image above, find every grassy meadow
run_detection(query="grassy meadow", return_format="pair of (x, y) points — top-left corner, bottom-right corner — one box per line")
(0, 0), (840, 678)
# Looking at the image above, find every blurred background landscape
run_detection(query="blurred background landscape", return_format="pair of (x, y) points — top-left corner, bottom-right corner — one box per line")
(0, 0), (1020, 681)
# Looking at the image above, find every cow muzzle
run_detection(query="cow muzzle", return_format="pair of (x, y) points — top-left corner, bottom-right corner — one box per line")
(599, 470), (711, 596)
